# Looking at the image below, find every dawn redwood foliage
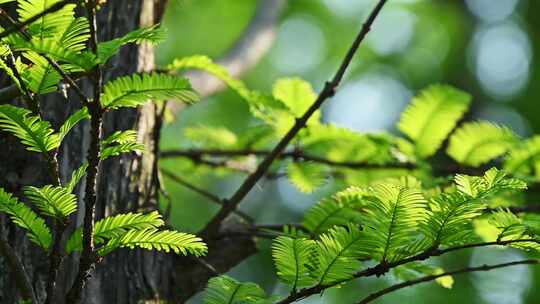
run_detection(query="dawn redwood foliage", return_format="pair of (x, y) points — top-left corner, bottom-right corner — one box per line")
(0, 0), (538, 304)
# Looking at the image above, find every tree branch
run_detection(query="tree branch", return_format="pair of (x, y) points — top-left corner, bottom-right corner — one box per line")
(357, 259), (540, 304)
(160, 168), (253, 223)
(276, 238), (540, 304)
(161, 148), (415, 170)
(66, 0), (103, 302)
(200, 0), (389, 238)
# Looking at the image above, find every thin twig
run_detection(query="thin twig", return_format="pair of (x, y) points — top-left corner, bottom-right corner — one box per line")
(201, 0), (389, 238)
(161, 148), (415, 170)
(357, 259), (539, 304)
(160, 168), (253, 223)
(66, 1), (103, 302)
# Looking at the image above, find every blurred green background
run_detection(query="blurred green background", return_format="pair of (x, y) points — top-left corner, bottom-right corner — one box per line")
(156, 0), (540, 303)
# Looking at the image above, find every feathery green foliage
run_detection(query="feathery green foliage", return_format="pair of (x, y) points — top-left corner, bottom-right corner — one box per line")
(0, 104), (59, 153)
(23, 185), (77, 219)
(303, 187), (367, 234)
(313, 224), (366, 285)
(98, 25), (166, 63)
(100, 130), (144, 160)
(100, 73), (198, 109)
(66, 211), (165, 254)
(398, 84), (471, 158)
(504, 135), (540, 179)
(204, 276), (270, 304)
(447, 121), (518, 166)
(272, 236), (317, 289)
(0, 188), (51, 250)
(360, 184), (427, 262)
(58, 107), (90, 142)
(65, 163), (87, 193)
(286, 162), (327, 193)
(98, 228), (207, 256)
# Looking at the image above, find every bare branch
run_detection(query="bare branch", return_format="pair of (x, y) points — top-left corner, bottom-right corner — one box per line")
(357, 259), (539, 304)
(200, 0), (389, 237)
(161, 148), (415, 170)
(66, 0), (104, 302)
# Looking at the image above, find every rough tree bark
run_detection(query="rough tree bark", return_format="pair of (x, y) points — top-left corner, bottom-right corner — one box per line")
(0, 1), (259, 303)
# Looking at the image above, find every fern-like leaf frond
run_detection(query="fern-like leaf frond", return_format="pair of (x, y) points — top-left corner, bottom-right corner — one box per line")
(314, 224), (366, 285)
(58, 107), (90, 142)
(303, 187), (367, 234)
(447, 121), (518, 166)
(0, 188), (51, 250)
(287, 162), (327, 193)
(23, 185), (77, 218)
(361, 184), (427, 262)
(203, 275), (270, 304)
(100, 73), (198, 110)
(0, 104), (59, 153)
(398, 84), (471, 158)
(98, 25), (166, 63)
(272, 236), (317, 289)
(66, 211), (165, 253)
(98, 228), (207, 256)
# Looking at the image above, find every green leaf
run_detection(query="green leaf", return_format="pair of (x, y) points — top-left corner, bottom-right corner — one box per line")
(303, 186), (367, 234)
(272, 236), (317, 289)
(23, 185), (77, 219)
(101, 130), (144, 160)
(58, 107), (90, 142)
(66, 211), (165, 254)
(0, 188), (51, 250)
(98, 228), (207, 256)
(361, 183), (427, 262)
(203, 275), (270, 304)
(0, 104), (59, 153)
(65, 163), (87, 193)
(488, 210), (539, 251)
(168, 55), (252, 102)
(504, 136), (540, 178)
(422, 192), (484, 246)
(21, 51), (62, 94)
(455, 168), (527, 199)
(447, 121), (518, 166)
(314, 224), (366, 285)
(98, 25), (166, 63)
(398, 84), (471, 158)
(272, 77), (320, 121)
(287, 162), (327, 193)
(100, 73), (198, 110)
(17, 0), (77, 38)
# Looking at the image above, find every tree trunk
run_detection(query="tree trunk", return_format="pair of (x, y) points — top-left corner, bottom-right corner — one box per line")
(0, 1), (257, 303)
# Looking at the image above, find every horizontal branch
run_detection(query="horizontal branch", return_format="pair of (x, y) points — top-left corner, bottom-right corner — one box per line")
(161, 148), (415, 170)
(276, 238), (540, 304)
(357, 259), (539, 304)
